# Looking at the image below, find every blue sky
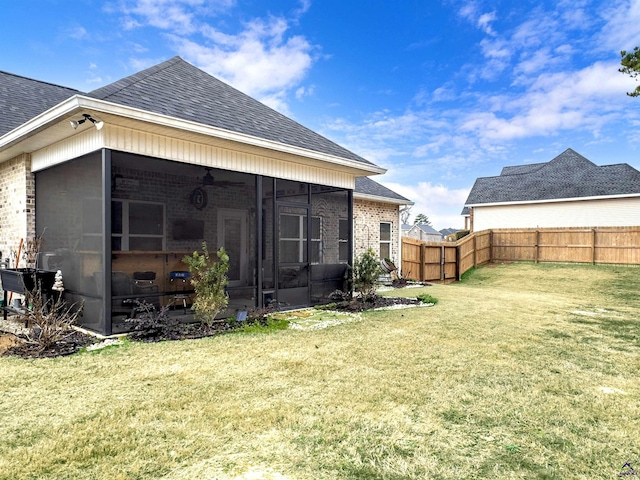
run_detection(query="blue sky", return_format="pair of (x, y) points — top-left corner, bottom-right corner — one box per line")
(2, 0), (639, 229)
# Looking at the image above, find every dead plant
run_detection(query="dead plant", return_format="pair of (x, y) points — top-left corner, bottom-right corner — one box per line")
(19, 282), (83, 354)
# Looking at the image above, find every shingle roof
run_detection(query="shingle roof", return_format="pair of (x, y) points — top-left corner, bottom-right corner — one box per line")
(87, 56), (373, 165)
(354, 176), (412, 202)
(464, 148), (640, 206)
(413, 223), (442, 235)
(1, 57), (376, 167)
(0, 71), (80, 136)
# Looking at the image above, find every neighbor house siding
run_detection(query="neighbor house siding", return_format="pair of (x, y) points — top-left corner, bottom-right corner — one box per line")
(472, 197), (640, 231)
(353, 199), (399, 262)
(0, 153), (35, 262)
(31, 125), (355, 189)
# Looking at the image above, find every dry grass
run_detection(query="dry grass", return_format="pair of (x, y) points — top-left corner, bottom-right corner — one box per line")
(1, 262), (638, 479)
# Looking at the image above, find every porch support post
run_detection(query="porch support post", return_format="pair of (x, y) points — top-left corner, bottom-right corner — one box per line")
(347, 189), (354, 294)
(102, 148), (112, 336)
(256, 176), (263, 308)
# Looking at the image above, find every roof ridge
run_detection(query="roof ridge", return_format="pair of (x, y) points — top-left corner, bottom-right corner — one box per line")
(88, 56), (183, 100)
(0, 70), (81, 93)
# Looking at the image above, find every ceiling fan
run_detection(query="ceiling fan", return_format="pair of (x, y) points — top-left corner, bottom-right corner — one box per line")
(198, 167), (245, 189)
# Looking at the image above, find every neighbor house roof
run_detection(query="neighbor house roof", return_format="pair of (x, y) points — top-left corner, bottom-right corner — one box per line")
(464, 148), (640, 207)
(354, 176), (413, 204)
(411, 223), (442, 236)
(0, 71), (80, 136)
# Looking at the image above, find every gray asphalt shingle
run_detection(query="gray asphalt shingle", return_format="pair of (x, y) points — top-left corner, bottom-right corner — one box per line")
(464, 148), (640, 205)
(354, 176), (411, 202)
(87, 57), (374, 165)
(0, 71), (79, 136)
(1, 57), (374, 167)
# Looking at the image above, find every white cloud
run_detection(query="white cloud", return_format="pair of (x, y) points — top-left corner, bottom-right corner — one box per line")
(117, 0), (234, 34)
(458, 2), (497, 36)
(169, 17), (315, 103)
(463, 61), (637, 141)
(295, 85), (315, 100)
(68, 26), (87, 39)
(112, 1), (316, 112)
(380, 180), (471, 230)
(477, 11), (497, 36)
(597, 0), (640, 50)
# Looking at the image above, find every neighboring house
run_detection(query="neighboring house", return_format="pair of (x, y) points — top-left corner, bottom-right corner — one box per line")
(460, 207), (471, 231)
(353, 177), (413, 262)
(0, 56), (391, 335)
(439, 228), (458, 238)
(402, 223), (443, 242)
(462, 148), (640, 232)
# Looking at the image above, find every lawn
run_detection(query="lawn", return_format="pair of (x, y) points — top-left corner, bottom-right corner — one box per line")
(1, 262), (638, 479)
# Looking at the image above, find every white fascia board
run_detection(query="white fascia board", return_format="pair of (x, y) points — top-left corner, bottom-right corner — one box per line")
(354, 192), (414, 206)
(0, 96), (84, 149)
(0, 95), (386, 176)
(465, 192), (640, 208)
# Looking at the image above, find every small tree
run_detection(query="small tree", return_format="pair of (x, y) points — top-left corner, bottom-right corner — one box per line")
(413, 213), (432, 226)
(352, 248), (382, 301)
(182, 243), (229, 325)
(620, 46), (640, 97)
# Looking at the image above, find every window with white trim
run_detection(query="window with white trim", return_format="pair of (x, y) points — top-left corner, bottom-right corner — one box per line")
(379, 222), (392, 260)
(112, 200), (166, 251)
(279, 214), (322, 264)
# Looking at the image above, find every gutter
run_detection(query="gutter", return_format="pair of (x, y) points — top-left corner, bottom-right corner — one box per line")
(354, 192), (414, 206)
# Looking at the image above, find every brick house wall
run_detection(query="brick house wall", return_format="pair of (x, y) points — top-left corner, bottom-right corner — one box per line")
(353, 198), (400, 263)
(0, 153), (35, 266)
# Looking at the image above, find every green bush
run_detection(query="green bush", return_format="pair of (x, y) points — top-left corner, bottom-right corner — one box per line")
(416, 293), (438, 305)
(455, 230), (470, 240)
(352, 248), (382, 301)
(182, 242), (229, 325)
(237, 316), (289, 334)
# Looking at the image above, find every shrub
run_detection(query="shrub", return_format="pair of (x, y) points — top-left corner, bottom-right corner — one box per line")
(237, 316), (289, 334)
(416, 293), (438, 305)
(20, 283), (83, 354)
(352, 248), (382, 301)
(125, 302), (181, 341)
(182, 242), (229, 325)
(455, 230), (470, 240)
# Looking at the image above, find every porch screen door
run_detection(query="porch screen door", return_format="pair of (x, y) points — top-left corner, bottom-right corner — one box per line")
(217, 209), (247, 287)
(276, 204), (310, 308)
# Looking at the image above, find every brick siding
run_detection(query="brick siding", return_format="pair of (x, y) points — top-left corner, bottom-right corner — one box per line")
(0, 154), (35, 266)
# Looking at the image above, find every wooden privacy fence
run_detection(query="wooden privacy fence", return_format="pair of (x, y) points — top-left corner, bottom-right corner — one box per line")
(401, 227), (640, 282)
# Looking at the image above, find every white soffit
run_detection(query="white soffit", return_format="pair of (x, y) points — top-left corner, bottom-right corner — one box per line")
(0, 95), (386, 178)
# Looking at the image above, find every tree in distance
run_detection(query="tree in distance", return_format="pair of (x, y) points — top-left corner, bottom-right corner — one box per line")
(620, 46), (640, 97)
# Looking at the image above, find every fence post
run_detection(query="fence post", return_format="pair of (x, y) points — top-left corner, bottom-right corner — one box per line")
(591, 229), (596, 264)
(455, 245), (461, 281)
(420, 243), (425, 282)
(473, 234), (477, 267)
(489, 230), (493, 263)
(535, 229), (539, 263)
(440, 245), (445, 281)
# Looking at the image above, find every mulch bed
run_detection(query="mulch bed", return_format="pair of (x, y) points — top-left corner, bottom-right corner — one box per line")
(1, 330), (97, 359)
(1, 288), (430, 359)
(326, 295), (423, 312)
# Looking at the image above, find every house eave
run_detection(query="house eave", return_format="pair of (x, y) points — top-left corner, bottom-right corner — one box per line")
(353, 192), (414, 206)
(466, 192), (640, 208)
(0, 95), (386, 176)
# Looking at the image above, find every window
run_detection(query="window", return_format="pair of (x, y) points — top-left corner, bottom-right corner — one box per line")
(112, 200), (165, 251)
(339, 219), (349, 263)
(279, 214), (322, 264)
(379, 222), (392, 260)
